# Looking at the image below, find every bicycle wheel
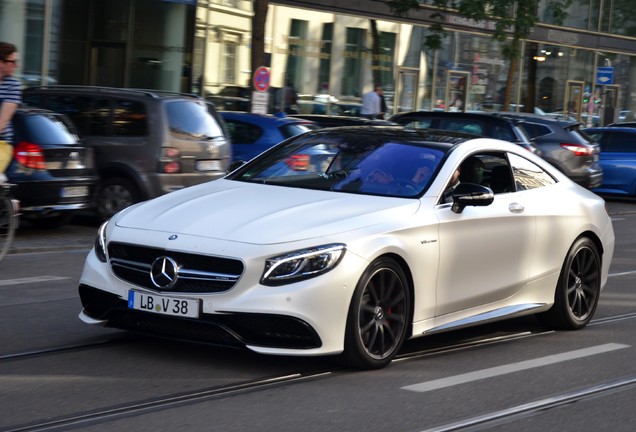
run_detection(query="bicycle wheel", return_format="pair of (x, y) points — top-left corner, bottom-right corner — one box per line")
(0, 195), (17, 263)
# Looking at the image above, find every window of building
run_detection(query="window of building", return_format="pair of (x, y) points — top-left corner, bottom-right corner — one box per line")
(286, 19), (308, 89)
(318, 23), (333, 94)
(342, 27), (365, 97)
(223, 40), (237, 84)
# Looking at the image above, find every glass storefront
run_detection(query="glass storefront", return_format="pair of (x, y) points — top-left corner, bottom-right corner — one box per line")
(1, 0), (635, 124)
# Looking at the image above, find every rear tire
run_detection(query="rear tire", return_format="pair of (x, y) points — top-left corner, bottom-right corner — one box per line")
(97, 177), (139, 221)
(341, 257), (410, 369)
(537, 237), (601, 329)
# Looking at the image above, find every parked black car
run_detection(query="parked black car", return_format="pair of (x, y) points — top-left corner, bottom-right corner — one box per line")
(501, 113), (603, 189)
(289, 114), (397, 128)
(6, 106), (97, 228)
(23, 86), (232, 221)
(389, 111), (539, 154)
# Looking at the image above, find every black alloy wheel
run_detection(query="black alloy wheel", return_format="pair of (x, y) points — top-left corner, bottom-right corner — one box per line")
(342, 257), (410, 369)
(538, 237), (601, 329)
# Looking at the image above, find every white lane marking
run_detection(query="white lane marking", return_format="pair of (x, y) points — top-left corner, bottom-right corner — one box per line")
(0, 276), (70, 287)
(402, 343), (630, 393)
(420, 375), (636, 432)
(609, 269), (636, 277)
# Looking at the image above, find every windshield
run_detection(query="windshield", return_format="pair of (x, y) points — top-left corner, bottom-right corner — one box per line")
(228, 131), (447, 198)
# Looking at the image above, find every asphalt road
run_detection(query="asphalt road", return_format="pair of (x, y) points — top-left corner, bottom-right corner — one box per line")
(2, 199), (636, 432)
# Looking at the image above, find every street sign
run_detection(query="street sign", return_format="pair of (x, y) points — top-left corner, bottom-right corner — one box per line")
(251, 91), (269, 114)
(253, 66), (270, 92)
(596, 67), (614, 85)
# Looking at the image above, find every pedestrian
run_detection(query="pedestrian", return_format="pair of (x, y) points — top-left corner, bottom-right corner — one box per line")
(379, 89), (387, 119)
(0, 42), (21, 183)
(282, 78), (298, 114)
(360, 84), (382, 120)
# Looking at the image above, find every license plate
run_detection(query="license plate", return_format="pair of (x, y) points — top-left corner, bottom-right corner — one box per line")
(61, 186), (89, 198)
(196, 160), (221, 171)
(127, 290), (199, 318)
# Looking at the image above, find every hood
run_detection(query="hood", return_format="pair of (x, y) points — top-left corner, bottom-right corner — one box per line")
(115, 179), (420, 244)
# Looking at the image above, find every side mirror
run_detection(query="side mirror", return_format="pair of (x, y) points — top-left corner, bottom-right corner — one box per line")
(451, 183), (494, 214)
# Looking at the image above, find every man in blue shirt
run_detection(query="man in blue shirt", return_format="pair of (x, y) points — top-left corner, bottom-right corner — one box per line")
(0, 42), (21, 182)
(360, 85), (383, 120)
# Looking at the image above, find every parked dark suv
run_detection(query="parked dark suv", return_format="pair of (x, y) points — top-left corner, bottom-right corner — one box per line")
(23, 86), (232, 220)
(500, 113), (603, 189)
(6, 106), (97, 228)
(389, 111), (539, 154)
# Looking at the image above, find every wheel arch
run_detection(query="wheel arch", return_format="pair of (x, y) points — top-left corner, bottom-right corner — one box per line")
(97, 163), (148, 201)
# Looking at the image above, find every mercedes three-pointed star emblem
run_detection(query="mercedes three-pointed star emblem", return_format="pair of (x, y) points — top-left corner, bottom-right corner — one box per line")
(150, 256), (179, 289)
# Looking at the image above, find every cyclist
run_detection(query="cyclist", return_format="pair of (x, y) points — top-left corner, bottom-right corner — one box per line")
(0, 42), (21, 183)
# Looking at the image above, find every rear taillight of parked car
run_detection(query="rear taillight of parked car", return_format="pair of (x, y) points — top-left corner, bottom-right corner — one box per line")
(560, 143), (595, 157)
(14, 141), (46, 170)
(160, 146), (181, 174)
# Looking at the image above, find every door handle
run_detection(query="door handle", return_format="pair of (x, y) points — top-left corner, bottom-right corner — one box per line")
(509, 202), (524, 213)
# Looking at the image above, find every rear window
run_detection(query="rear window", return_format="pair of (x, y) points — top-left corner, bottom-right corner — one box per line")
(13, 113), (79, 145)
(165, 100), (225, 139)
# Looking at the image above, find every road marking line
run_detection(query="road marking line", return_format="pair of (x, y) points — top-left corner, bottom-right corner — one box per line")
(0, 276), (71, 287)
(609, 269), (636, 277)
(402, 343), (630, 393)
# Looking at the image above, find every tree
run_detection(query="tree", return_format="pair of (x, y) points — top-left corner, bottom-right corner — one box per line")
(385, 0), (572, 110)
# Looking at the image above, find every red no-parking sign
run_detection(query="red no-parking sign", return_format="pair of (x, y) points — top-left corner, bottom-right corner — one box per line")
(253, 66), (270, 92)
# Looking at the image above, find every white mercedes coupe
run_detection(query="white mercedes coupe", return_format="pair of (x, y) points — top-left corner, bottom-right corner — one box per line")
(78, 127), (614, 369)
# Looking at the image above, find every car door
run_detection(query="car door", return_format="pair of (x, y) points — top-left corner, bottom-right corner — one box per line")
(434, 153), (535, 317)
(594, 130), (636, 195)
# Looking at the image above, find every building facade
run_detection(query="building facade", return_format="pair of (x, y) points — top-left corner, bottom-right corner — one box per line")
(2, 0), (636, 124)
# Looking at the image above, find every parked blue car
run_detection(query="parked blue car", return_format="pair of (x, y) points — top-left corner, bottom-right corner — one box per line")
(220, 112), (316, 162)
(584, 127), (636, 196)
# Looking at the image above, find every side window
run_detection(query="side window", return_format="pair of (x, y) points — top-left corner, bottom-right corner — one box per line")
(508, 153), (556, 191)
(45, 95), (98, 136)
(605, 131), (636, 152)
(85, 98), (111, 136)
(404, 119), (432, 129)
(113, 99), (147, 136)
(521, 123), (551, 139)
(225, 120), (263, 144)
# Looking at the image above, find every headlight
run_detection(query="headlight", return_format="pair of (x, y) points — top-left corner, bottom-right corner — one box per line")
(94, 221), (109, 263)
(261, 243), (346, 286)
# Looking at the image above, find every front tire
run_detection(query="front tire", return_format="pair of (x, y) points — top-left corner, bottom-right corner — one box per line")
(341, 257), (410, 369)
(538, 237), (601, 329)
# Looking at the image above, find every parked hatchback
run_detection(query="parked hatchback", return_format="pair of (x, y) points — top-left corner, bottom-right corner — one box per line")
(502, 113), (603, 189)
(220, 111), (315, 162)
(584, 127), (636, 196)
(6, 106), (97, 228)
(23, 86), (232, 221)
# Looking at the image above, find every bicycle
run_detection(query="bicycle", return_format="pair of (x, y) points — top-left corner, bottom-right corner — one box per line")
(0, 183), (19, 263)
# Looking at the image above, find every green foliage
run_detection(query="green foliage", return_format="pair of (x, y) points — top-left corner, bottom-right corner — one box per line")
(385, 0), (572, 60)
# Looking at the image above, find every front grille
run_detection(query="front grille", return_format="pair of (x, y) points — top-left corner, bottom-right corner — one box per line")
(108, 242), (244, 293)
(78, 284), (322, 349)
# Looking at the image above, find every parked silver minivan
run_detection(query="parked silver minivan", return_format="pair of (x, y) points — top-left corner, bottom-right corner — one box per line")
(23, 86), (232, 220)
